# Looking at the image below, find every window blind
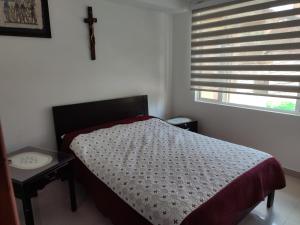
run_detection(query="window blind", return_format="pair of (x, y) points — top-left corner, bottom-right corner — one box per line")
(191, 0), (300, 99)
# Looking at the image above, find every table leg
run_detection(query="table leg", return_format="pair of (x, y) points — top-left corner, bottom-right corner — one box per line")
(22, 197), (34, 225)
(67, 167), (77, 212)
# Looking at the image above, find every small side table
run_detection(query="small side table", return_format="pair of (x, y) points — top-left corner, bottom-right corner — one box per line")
(8, 147), (77, 225)
(166, 117), (198, 133)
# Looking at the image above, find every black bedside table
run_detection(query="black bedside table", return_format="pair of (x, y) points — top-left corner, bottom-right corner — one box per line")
(8, 147), (77, 225)
(166, 117), (198, 133)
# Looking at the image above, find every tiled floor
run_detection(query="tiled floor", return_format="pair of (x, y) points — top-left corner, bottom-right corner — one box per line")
(17, 175), (300, 225)
(239, 175), (300, 225)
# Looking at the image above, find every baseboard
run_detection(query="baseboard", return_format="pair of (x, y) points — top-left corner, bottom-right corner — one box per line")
(284, 168), (300, 179)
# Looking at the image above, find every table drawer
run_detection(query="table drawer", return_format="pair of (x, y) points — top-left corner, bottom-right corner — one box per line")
(174, 121), (198, 133)
(28, 164), (69, 191)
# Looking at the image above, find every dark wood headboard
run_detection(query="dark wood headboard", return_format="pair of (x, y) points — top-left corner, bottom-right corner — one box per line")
(52, 95), (148, 149)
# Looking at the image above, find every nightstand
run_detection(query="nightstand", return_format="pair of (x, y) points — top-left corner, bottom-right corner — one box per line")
(8, 147), (77, 225)
(166, 117), (198, 133)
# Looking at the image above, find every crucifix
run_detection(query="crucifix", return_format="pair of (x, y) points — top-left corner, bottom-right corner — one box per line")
(84, 6), (97, 60)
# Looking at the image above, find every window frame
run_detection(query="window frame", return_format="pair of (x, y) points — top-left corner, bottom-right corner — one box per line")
(296, 94), (300, 112)
(195, 91), (300, 115)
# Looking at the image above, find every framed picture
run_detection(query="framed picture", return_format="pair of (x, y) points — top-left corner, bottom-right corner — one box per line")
(0, 0), (51, 38)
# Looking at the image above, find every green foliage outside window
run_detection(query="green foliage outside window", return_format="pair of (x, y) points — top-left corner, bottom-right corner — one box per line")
(266, 101), (296, 112)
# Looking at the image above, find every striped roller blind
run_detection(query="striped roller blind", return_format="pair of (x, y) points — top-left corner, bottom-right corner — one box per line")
(191, 0), (300, 99)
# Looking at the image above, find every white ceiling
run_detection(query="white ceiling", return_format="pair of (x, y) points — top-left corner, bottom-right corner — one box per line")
(107, 0), (189, 13)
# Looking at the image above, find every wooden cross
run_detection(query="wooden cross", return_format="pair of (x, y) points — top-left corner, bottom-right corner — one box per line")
(84, 6), (97, 60)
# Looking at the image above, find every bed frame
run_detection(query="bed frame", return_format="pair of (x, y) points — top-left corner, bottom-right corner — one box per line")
(52, 95), (276, 225)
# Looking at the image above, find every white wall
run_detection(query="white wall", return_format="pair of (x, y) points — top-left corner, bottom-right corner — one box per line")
(172, 12), (300, 172)
(0, 0), (173, 151)
(109, 0), (188, 13)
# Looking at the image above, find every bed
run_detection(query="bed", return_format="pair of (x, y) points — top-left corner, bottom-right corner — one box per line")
(52, 95), (286, 225)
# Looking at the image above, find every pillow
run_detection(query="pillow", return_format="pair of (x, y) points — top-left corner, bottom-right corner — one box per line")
(61, 115), (153, 152)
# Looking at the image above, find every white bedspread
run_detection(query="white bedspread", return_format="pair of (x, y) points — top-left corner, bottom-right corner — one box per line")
(70, 118), (271, 225)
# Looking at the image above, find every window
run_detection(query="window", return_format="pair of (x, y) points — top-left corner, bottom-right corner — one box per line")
(191, 0), (300, 114)
(195, 91), (300, 114)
